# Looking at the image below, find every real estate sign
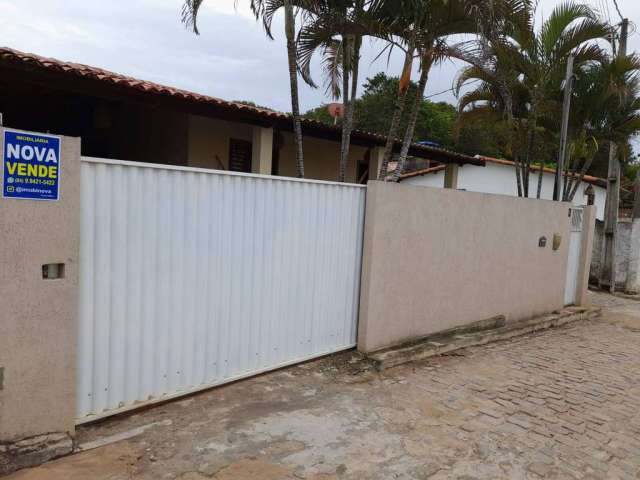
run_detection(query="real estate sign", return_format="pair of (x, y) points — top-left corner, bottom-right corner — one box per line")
(2, 129), (61, 201)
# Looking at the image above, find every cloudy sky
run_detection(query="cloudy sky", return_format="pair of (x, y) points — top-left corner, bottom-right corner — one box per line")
(0, 0), (638, 114)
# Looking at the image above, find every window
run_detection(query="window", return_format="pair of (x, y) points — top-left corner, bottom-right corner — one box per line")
(228, 139), (252, 173)
(357, 150), (371, 184)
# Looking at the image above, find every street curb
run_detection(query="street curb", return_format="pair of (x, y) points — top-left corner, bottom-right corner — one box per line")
(367, 307), (602, 371)
(612, 292), (640, 301)
(0, 433), (73, 476)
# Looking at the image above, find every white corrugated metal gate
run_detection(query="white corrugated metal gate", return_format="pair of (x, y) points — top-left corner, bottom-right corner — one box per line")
(564, 206), (584, 306)
(77, 157), (365, 422)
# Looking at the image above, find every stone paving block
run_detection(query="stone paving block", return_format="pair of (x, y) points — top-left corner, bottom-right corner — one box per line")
(9, 291), (640, 480)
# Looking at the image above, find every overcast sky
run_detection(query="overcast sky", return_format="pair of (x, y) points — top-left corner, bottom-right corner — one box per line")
(0, 0), (638, 114)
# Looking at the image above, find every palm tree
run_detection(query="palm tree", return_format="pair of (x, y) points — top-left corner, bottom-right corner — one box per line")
(294, 0), (423, 181)
(181, 0), (306, 178)
(376, 0), (428, 180)
(377, 47), (415, 179)
(455, 1), (611, 196)
(563, 54), (640, 201)
(389, 0), (533, 182)
(296, 0), (388, 182)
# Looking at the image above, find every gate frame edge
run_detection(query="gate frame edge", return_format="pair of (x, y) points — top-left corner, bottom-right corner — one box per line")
(575, 205), (597, 306)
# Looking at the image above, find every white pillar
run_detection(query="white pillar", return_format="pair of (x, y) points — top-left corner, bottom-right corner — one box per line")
(576, 205), (597, 305)
(251, 126), (273, 175)
(625, 219), (640, 293)
(444, 164), (459, 189)
(370, 146), (385, 180)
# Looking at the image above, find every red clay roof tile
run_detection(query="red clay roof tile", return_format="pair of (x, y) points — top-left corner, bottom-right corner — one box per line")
(0, 46), (484, 166)
(400, 155), (606, 188)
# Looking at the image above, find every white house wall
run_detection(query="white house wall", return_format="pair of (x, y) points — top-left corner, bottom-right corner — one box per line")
(404, 163), (606, 220)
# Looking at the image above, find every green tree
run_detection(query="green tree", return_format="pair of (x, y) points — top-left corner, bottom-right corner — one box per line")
(564, 54), (640, 200)
(357, 74), (457, 146)
(389, 0), (533, 181)
(304, 73), (459, 147)
(456, 1), (611, 197)
(454, 118), (511, 157)
(297, 0), (401, 181)
(305, 72), (521, 157)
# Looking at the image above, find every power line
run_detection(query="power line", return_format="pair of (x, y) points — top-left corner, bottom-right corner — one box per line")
(425, 86), (458, 99)
(603, 0), (612, 25)
(611, 0), (624, 22)
(594, 0), (608, 24)
(424, 79), (480, 100)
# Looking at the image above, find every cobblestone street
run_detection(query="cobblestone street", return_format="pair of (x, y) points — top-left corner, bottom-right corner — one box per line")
(9, 291), (640, 480)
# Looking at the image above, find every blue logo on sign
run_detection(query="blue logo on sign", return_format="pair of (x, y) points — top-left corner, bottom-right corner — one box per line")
(2, 129), (61, 201)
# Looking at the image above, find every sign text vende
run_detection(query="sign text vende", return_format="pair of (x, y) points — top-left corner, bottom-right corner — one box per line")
(2, 129), (61, 201)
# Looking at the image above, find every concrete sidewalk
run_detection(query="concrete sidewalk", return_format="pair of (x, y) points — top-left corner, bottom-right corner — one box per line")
(7, 291), (640, 480)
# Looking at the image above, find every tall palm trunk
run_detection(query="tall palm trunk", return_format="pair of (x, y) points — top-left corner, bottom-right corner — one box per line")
(522, 151), (530, 197)
(519, 129), (528, 197)
(562, 154), (575, 201)
(536, 162), (544, 198)
(392, 53), (433, 182)
(510, 127), (523, 196)
(523, 96), (540, 198)
(567, 155), (596, 201)
(514, 153), (523, 196)
(339, 35), (361, 183)
(499, 86), (522, 196)
(523, 112), (538, 198)
(338, 36), (351, 182)
(378, 48), (414, 180)
(284, 1), (304, 178)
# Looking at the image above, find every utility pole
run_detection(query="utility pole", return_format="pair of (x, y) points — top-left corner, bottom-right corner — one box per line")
(600, 18), (628, 293)
(554, 54), (575, 201)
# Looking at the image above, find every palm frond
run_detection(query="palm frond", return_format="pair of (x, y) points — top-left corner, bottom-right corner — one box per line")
(321, 39), (344, 99)
(539, 1), (598, 56)
(181, 0), (206, 34)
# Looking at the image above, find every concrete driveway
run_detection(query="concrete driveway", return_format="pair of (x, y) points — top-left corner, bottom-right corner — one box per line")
(7, 292), (640, 480)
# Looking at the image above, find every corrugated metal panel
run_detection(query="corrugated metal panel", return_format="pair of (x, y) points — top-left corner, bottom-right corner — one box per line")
(77, 158), (366, 421)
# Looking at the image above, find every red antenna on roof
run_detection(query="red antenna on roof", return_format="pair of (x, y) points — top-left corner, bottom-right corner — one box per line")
(327, 103), (344, 125)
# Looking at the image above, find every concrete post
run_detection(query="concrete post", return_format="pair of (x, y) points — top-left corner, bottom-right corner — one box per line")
(625, 175), (640, 293)
(444, 164), (459, 189)
(575, 205), (596, 306)
(251, 126), (274, 175)
(625, 219), (640, 293)
(0, 128), (80, 474)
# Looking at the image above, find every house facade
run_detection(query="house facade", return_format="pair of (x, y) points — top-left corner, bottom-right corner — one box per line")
(0, 47), (482, 183)
(401, 156), (607, 220)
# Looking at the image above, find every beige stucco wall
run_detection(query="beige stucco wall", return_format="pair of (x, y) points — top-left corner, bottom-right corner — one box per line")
(278, 132), (368, 183)
(358, 181), (572, 353)
(185, 116), (370, 183)
(0, 128), (80, 441)
(187, 114), (253, 170)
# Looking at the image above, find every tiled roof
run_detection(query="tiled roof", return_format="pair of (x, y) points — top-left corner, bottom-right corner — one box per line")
(400, 155), (606, 188)
(476, 156), (606, 187)
(0, 47), (283, 118)
(0, 47), (484, 166)
(399, 164), (446, 179)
